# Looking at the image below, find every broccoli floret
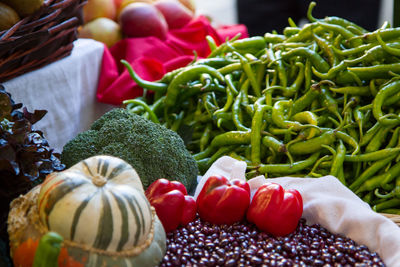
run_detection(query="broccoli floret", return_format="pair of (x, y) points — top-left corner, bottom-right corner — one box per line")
(61, 108), (198, 191)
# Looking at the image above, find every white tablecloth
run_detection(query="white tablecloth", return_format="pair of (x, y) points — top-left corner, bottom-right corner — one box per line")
(3, 39), (115, 153)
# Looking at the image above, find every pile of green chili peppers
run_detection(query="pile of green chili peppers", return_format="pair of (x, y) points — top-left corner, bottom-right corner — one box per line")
(123, 2), (400, 215)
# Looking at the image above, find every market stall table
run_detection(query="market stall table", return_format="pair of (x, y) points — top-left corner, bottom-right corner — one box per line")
(2, 38), (114, 152)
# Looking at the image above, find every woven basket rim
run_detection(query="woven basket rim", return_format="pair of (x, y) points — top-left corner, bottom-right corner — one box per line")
(0, 0), (86, 83)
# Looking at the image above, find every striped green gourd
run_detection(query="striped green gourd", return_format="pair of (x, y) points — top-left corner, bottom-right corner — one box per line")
(37, 155), (154, 252)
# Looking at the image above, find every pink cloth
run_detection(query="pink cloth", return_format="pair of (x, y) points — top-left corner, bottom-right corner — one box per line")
(96, 16), (248, 105)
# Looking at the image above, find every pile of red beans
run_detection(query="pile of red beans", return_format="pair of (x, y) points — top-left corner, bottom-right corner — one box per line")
(159, 217), (385, 267)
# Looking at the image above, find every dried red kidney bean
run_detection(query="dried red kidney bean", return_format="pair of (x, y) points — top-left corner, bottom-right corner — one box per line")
(159, 216), (385, 267)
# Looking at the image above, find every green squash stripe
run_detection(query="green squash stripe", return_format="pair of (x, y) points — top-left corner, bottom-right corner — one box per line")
(96, 158), (103, 177)
(92, 191), (113, 250)
(110, 191), (129, 251)
(122, 194), (142, 246)
(44, 178), (87, 227)
(100, 160), (109, 178)
(82, 161), (94, 177)
(70, 190), (97, 241)
(107, 163), (130, 180)
(131, 195), (147, 239)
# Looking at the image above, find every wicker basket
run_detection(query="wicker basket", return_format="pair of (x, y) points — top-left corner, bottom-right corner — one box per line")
(0, 0), (87, 83)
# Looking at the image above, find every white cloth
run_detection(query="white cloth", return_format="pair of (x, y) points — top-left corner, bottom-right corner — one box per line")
(3, 39), (115, 152)
(195, 156), (400, 267)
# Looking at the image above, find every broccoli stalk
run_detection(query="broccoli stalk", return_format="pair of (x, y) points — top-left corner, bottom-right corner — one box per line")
(61, 108), (198, 191)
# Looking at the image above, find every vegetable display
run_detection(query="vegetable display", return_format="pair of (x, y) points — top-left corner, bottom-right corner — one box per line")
(61, 108), (198, 192)
(8, 155), (166, 267)
(145, 178), (196, 232)
(247, 183), (303, 237)
(122, 2), (400, 213)
(196, 175), (250, 225)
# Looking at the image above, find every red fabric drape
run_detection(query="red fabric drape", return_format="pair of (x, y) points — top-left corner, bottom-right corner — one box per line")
(96, 16), (248, 105)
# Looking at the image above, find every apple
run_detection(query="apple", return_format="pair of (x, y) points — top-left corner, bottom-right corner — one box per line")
(153, 0), (193, 29)
(113, 0), (124, 10)
(116, 0), (154, 18)
(83, 0), (116, 23)
(178, 0), (195, 13)
(119, 2), (168, 40)
(79, 17), (123, 47)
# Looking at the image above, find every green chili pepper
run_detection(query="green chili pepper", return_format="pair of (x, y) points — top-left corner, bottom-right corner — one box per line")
(319, 85), (343, 123)
(123, 99), (160, 124)
(365, 126), (393, 153)
(360, 121), (381, 146)
(214, 84), (235, 117)
(121, 60), (168, 93)
(330, 140), (346, 184)
(379, 208), (400, 215)
(281, 47), (330, 73)
(218, 62), (243, 75)
(193, 145), (217, 161)
(312, 33), (337, 66)
(210, 131), (251, 147)
(258, 152), (320, 175)
(345, 43), (400, 66)
(165, 65), (225, 108)
(230, 36), (267, 55)
(288, 131), (336, 155)
(206, 33), (242, 58)
(373, 198), (400, 212)
(387, 127), (400, 148)
(170, 111), (185, 132)
(251, 102), (268, 164)
(286, 62), (305, 97)
(262, 135), (287, 153)
(283, 27), (301, 37)
(151, 95), (166, 117)
(316, 21), (362, 47)
(199, 123), (213, 152)
(353, 106), (364, 139)
(372, 80), (400, 126)
(272, 100), (317, 131)
(33, 232), (63, 267)
(350, 153), (398, 191)
(331, 43), (375, 56)
(233, 51), (261, 97)
(264, 33), (286, 43)
(285, 22), (317, 43)
(374, 177), (400, 199)
(311, 61), (348, 80)
(307, 1), (367, 34)
(376, 30), (400, 56)
(292, 83), (320, 114)
(291, 111), (319, 139)
(335, 130), (360, 155)
(345, 147), (400, 162)
(361, 27), (400, 43)
(329, 85), (370, 96)
(206, 35), (218, 51)
(207, 145), (238, 166)
(231, 92), (249, 131)
(274, 50), (288, 88)
(303, 59), (312, 92)
(337, 63), (400, 84)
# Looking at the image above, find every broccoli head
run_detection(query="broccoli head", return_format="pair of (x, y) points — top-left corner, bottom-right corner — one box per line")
(61, 108), (198, 191)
